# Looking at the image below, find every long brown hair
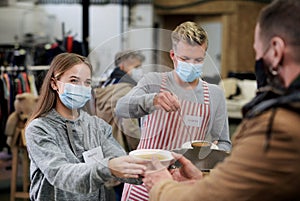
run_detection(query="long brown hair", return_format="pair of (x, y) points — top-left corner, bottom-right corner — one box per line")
(26, 53), (93, 126)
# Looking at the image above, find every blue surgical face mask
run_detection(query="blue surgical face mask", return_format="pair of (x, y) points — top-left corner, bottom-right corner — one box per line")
(175, 60), (204, 82)
(58, 82), (91, 109)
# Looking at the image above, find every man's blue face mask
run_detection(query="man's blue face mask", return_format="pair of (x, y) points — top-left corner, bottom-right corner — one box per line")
(175, 60), (204, 82)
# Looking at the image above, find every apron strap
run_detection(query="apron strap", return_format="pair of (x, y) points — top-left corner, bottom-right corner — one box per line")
(202, 81), (210, 105)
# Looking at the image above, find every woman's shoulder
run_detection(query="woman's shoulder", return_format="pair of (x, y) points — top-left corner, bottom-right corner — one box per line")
(80, 110), (111, 127)
(25, 114), (59, 139)
(27, 113), (53, 128)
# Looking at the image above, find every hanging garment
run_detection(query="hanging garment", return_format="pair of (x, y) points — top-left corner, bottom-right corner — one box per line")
(20, 72), (31, 93)
(121, 74), (211, 201)
(3, 73), (13, 114)
(28, 74), (38, 96)
(0, 78), (9, 150)
(66, 35), (73, 53)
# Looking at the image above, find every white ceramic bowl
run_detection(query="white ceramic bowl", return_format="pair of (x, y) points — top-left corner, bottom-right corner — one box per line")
(129, 149), (174, 171)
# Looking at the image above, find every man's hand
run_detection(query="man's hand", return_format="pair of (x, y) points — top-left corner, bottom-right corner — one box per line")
(142, 158), (173, 191)
(153, 91), (180, 112)
(170, 153), (203, 181)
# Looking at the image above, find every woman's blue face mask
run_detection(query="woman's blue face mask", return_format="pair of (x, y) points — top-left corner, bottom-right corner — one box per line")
(58, 81), (91, 109)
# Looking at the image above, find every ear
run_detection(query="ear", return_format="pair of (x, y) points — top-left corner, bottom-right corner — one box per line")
(119, 63), (125, 71)
(270, 36), (285, 68)
(170, 50), (175, 60)
(51, 78), (58, 91)
(169, 50), (177, 69)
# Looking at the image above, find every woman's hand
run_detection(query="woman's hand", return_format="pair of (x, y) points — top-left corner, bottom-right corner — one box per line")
(170, 153), (203, 181)
(108, 155), (147, 178)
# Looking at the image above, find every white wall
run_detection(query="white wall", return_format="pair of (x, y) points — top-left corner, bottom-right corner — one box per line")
(201, 21), (222, 78)
(39, 4), (82, 42)
(0, 2), (122, 47)
(89, 4), (155, 84)
(0, 3), (57, 45)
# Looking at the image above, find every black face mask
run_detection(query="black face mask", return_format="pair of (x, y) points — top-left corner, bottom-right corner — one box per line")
(254, 57), (284, 90)
(255, 58), (268, 89)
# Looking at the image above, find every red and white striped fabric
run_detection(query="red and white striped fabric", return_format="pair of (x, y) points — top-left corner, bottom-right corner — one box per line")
(122, 74), (210, 201)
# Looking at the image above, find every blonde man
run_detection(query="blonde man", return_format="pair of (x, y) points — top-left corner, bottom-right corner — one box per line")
(116, 21), (231, 201)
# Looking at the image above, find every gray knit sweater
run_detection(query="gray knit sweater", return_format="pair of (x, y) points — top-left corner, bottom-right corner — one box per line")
(25, 109), (127, 201)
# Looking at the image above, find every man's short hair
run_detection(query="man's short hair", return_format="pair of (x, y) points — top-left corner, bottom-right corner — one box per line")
(258, 0), (300, 47)
(171, 21), (208, 51)
(114, 50), (145, 67)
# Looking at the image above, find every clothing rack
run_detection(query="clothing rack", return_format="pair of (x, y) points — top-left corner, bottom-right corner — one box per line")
(27, 65), (50, 71)
(0, 44), (50, 152)
(0, 65), (49, 152)
(0, 66), (25, 72)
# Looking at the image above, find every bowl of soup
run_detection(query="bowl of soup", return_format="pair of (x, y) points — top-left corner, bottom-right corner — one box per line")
(191, 141), (212, 148)
(129, 149), (174, 171)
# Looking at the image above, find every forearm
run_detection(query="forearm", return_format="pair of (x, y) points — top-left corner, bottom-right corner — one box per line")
(115, 92), (157, 118)
(216, 117), (232, 151)
(28, 147), (113, 194)
(53, 160), (113, 194)
(209, 87), (232, 151)
(26, 124), (118, 194)
(115, 72), (161, 118)
(217, 138), (232, 151)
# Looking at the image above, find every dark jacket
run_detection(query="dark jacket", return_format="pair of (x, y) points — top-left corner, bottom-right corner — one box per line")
(102, 67), (136, 87)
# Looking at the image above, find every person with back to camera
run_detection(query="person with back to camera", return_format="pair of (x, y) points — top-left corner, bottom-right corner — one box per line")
(115, 21), (232, 201)
(25, 53), (147, 201)
(142, 0), (300, 200)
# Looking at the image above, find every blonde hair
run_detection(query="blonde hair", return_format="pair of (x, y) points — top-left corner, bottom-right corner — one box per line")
(171, 21), (208, 50)
(26, 53), (92, 126)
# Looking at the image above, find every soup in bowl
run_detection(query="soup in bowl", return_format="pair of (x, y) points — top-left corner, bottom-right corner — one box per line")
(129, 149), (174, 171)
(191, 141), (212, 148)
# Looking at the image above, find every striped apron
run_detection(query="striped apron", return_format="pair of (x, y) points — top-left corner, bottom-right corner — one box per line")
(121, 73), (210, 201)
